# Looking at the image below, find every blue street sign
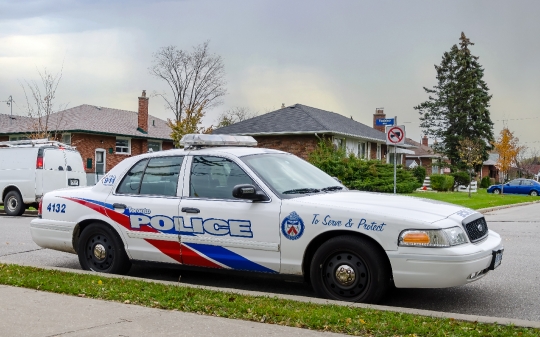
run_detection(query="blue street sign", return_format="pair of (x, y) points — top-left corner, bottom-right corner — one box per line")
(376, 118), (395, 126)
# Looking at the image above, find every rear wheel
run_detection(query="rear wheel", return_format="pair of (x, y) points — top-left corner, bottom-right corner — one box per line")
(530, 190), (538, 197)
(78, 223), (131, 274)
(310, 236), (391, 303)
(4, 191), (24, 216)
(493, 188), (501, 195)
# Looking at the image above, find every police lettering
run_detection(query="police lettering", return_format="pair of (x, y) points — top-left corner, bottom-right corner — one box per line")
(129, 215), (253, 238)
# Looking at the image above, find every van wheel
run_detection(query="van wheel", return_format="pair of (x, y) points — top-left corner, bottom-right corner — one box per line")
(78, 223), (131, 275)
(4, 191), (24, 216)
(310, 236), (391, 303)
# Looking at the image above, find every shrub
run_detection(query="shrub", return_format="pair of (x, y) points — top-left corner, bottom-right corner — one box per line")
(452, 171), (471, 190)
(308, 140), (421, 193)
(411, 166), (427, 184)
(480, 176), (491, 188)
(430, 174), (455, 191)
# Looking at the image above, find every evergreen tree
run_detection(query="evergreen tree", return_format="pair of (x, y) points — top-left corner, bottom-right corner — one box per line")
(414, 33), (494, 167)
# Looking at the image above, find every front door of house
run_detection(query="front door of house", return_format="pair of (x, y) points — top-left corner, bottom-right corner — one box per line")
(95, 150), (106, 184)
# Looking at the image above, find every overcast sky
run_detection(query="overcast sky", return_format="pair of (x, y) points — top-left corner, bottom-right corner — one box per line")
(1, 0), (539, 152)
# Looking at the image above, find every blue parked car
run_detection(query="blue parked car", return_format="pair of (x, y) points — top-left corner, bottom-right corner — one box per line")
(487, 178), (540, 196)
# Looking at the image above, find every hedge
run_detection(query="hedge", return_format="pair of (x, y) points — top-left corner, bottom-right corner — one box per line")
(430, 174), (455, 191)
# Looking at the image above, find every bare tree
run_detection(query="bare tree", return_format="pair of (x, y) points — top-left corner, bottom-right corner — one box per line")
(150, 41), (226, 123)
(457, 138), (485, 198)
(215, 106), (258, 128)
(21, 67), (67, 140)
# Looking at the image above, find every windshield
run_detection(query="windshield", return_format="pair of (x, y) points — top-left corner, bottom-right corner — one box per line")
(241, 153), (345, 198)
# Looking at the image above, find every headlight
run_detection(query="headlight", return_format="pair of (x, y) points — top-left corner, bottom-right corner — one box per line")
(398, 227), (468, 248)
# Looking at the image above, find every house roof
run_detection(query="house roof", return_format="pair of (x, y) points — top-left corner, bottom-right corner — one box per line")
(213, 104), (389, 143)
(404, 138), (441, 158)
(483, 153), (499, 166)
(0, 104), (172, 140)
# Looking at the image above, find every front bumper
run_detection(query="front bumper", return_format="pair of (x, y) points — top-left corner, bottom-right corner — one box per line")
(387, 230), (503, 288)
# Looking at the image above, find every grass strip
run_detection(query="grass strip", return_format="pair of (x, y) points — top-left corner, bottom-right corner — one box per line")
(0, 264), (537, 336)
(408, 189), (536, 210)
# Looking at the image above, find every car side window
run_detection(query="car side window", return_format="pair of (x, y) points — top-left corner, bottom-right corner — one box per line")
(116, 159), (148, 194)
(140, 156), (184, 196)
(190, 156), (254, 200)
(508, 179), (521, 186)
(116, 156), (184, 196)
(522, 180), (533, 186)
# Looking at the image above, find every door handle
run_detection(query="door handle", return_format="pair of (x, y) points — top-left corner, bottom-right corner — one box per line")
(113, 203), (127, 209)
(181, 207), (200, 214)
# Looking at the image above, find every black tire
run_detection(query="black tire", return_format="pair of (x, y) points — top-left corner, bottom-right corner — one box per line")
(493, 188), (501, 195)
(530, 190), (539, 197)
(310, 235), (391, 303)
(78, 223), (131, 275)
(4, 191), (24, 216)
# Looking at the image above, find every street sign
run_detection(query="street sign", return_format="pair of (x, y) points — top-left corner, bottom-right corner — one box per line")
(386, 125), (405, 145)
(376, 118), (395, 126)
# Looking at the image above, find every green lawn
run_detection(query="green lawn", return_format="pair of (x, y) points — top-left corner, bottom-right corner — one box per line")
(408, 189), (537, 210)
(0, 264), (538, 337)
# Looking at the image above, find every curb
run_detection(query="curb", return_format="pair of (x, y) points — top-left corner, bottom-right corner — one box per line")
(1, 260), (539, 329)
(477, 200), (540, 214)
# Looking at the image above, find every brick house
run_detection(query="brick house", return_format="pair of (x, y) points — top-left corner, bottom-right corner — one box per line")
(0, 91), (174, 185)
(404, 136), (444, 175)
(481, 153), (500, 182)
(213, 104), (413, 163)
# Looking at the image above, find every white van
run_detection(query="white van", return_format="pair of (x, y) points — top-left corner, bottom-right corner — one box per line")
(0, 139), (87, 216)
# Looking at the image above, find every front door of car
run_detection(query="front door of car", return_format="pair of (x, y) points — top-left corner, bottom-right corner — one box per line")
(179, 155), (281, 273)
(106, 155), (185, 264)
(504, 179), (521, 194)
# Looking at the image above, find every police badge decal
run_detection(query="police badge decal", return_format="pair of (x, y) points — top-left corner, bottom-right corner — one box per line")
(281, 211), (305, 240)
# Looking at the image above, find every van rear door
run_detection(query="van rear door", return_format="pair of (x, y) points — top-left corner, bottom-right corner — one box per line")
(42, 148), (67, 194)
(64, 150), (87, 187)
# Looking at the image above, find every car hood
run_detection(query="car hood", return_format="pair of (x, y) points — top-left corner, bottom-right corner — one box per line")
(288, 191), (469, 224)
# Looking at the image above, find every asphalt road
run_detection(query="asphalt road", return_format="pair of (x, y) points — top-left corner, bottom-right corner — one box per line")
(1, 203), (539, 322)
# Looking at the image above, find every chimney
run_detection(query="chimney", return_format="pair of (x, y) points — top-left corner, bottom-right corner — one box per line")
(281, 103), (285, 108)
(373, 108), (386, 133)
(138, 90), (149, 133)
(422, 135), (428, 146)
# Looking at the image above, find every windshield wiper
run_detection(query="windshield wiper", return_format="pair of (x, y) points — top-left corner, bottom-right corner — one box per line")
(321, 186), (344, 192)
(282, 188), (321, 194)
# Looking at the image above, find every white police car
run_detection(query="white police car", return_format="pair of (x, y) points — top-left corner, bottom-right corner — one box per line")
(30, 134), (504, 303)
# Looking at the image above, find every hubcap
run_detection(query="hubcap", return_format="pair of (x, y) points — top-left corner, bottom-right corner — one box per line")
(335, 264), (356, 286)
(7, 196), (17, 212)
(323, 252), (369, 299)
(93, 244), (106, 260)
(85, 234), (114, 271)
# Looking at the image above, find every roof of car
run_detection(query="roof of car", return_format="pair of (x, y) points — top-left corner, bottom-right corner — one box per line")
(137, 146), (286, 160)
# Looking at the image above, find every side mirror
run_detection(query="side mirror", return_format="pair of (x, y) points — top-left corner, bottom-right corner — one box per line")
(232, 184), (268, 201)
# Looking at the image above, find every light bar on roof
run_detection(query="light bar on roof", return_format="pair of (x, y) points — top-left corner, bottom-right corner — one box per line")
(180, 134), (257, 148)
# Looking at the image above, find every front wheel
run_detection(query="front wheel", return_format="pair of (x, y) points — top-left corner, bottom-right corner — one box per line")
(530, 190), (539, 197)
(493, 188), (501, 195)
(4, 191), (25, 216)
(310, 236), (391, 303)
(78, 223), (131, 274)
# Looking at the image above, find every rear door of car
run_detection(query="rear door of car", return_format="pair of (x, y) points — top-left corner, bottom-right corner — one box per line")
(42, 148), (67, 194)
(105, 155), (185, 264)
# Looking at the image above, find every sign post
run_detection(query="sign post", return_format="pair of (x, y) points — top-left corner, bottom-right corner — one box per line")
(386, 122), (405, 194)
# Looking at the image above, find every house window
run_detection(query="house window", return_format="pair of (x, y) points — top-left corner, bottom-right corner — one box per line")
(148, 141), (162, 152)
(9, 135), (29, 141)
(333, 137), (345, 150)
(62, 133), (71, 145)
(376, 144), (381, 160)
(358, 142), (366, 158)
(116, 138), (131, 154)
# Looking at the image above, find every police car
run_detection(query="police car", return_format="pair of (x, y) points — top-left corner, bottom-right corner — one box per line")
(30, 134), (504, 303)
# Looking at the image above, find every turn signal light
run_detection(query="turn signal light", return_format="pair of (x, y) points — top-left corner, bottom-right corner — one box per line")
(401, 232), (430, 244)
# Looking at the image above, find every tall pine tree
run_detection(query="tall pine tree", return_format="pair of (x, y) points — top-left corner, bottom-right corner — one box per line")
(415, 33), (494, 167)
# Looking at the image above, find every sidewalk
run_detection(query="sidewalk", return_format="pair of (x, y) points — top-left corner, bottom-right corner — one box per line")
(0, 285), (343, 337)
